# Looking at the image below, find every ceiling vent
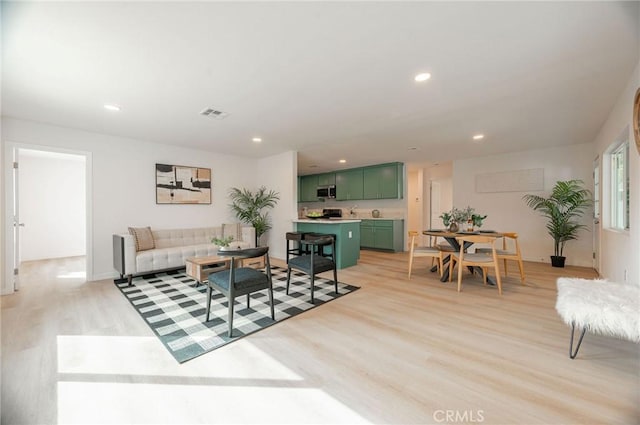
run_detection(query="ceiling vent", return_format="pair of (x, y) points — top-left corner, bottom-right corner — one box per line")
(200, 107), (229, 119)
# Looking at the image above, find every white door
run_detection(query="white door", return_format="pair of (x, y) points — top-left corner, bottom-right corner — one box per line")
(10, 147), (22, 291)
(430, 180), (441, 229)
(429, 178), (453, 229)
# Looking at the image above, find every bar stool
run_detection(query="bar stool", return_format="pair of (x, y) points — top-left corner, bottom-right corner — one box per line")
(286, 232), (307, 263)
(304, 232), (335, 257)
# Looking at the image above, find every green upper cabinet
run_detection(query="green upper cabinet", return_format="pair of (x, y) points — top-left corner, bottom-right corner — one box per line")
(299, 175), (319, 202)
(317, 172), (336, 186)
(298, 162), (402, 202)
(363, 162), (403, 200)
(335, 168), (363, 201)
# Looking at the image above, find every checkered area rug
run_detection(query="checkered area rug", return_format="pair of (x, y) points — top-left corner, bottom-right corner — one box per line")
(114, 266), (359, 363)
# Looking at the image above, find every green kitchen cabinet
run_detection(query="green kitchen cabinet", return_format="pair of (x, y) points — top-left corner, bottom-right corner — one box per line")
(317, 172), (336, 186)
(360, 221), (375, 247)
(363, 162), (403, 200)
(335, 168), (363, 201)
(299, 175), (319, 202)
(360, 219), (404, 252)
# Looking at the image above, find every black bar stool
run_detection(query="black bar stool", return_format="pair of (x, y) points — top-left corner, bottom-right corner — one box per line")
(286, 232), (307, 263)
(303, 232), (335, 257)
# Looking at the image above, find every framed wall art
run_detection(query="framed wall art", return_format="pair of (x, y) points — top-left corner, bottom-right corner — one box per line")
(155, 163), (211, 204)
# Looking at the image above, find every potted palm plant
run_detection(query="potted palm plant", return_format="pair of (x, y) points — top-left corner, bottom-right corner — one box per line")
(523, 180), (592, 267)
(228, 186), (280, 246)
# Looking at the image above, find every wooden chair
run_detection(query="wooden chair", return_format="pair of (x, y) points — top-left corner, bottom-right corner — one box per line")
(205, 247), (274, 337)
(408, 231), (443, 279)
(476, 232), (525, 283)
(449, 235), (502, 295)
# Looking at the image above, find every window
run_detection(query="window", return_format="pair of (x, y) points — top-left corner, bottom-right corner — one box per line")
(610, 141), (629, 230)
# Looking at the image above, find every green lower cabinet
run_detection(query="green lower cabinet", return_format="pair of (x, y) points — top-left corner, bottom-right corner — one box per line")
(359, 219), (404, 252)
(295, 222), (361, 269)
(360, 223), (375, 247)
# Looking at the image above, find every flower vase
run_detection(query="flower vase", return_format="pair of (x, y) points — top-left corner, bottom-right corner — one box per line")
(449, 222), (459, 232)
(465, 220), (474, 232)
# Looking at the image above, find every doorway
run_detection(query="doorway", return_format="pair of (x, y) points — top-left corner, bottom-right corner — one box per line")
(429, 178), (452, 229)
(4, 144), (92, 294)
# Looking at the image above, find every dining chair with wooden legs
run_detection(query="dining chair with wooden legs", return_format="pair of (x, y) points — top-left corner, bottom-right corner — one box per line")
(449, 235), (503, 295)
(408, 231), (443, 279)
(476, 232), (525, 283)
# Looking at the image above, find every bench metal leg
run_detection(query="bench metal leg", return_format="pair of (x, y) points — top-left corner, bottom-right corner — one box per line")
(569, 322), (587, 359)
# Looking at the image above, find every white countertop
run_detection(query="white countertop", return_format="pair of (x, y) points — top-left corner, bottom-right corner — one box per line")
(293, 218), (362, 224)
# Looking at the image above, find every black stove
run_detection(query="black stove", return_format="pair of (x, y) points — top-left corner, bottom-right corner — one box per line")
(322, 208), (343, 219)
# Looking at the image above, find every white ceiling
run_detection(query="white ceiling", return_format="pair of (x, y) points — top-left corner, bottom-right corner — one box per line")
(3, 2), (639, 174)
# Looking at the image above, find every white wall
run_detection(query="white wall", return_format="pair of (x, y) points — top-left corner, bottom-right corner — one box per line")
(2, 117), (263, 286)
(257, 150), (298, 260)
(592, 59), (640, 285)
(452, 144), (594, 267)
(18, 150), (85, 261)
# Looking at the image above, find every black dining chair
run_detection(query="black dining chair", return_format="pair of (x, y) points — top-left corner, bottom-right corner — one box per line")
(286, 231), (307, 263)
(286, 236), (338, 303)
(205, 246), (274, 337)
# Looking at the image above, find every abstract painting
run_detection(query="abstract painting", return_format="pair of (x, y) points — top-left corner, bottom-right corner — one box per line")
(156, 164), (211, 204)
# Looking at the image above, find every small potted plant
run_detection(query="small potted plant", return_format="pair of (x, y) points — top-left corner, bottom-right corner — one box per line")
(472, 213), (487, 228)
(211, 236), (239, 251)
(439, 211), (452, 229)
(440, 208), (464, 232)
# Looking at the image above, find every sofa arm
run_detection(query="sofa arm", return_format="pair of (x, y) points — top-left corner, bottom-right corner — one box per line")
(242, 226), (256, 248)
(113, 234), (137, 276)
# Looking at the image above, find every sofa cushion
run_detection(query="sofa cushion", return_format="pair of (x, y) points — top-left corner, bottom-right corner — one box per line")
(152, 227), (219, 249)
(128, 227), (155, 251)
(222, 222), (243, 242)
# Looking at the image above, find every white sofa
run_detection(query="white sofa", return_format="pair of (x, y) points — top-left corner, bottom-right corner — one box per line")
(113, 225), (255, 284)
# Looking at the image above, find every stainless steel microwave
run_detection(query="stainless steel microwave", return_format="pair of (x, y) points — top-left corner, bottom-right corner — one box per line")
(317, 185), (336, 199)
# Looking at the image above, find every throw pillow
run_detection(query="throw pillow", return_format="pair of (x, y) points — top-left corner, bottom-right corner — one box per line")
(128, 226), (155, 251)
(222, 223), (243, 242)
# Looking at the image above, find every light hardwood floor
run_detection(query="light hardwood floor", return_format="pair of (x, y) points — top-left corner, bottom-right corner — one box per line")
(2, 252), (638, 424)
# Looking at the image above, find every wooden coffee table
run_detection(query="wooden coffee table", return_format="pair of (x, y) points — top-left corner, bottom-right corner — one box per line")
(185, 255), (232, 287)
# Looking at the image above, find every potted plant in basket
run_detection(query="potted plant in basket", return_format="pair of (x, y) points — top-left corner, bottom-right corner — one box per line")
(228, 186), (280, 246)
(523, 179), (592, 267)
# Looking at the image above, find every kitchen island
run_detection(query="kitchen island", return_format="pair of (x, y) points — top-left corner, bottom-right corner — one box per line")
(293, 219), (361, 269)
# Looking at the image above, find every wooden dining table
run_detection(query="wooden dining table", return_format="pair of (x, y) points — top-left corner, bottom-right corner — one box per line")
(422, 229), (504, 284)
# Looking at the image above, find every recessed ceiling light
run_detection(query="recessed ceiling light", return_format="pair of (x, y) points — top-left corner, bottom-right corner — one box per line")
(252, 137), (262, 143)
(473, 134), (485, 140)
(339, 159), (346, 163)
(104, 104), (121, 111)
(414, 73), (431, 82)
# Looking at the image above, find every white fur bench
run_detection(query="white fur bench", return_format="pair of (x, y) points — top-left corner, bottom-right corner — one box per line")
(556, 277), (640, 358)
